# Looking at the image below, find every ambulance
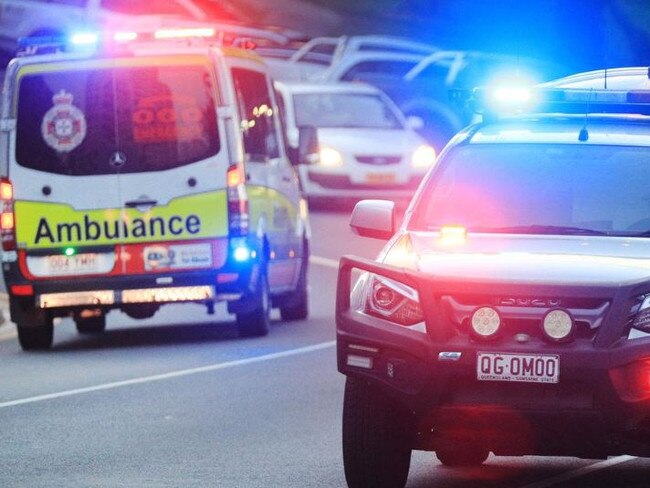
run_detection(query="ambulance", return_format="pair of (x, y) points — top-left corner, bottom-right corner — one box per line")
(0, 29), (313, 350)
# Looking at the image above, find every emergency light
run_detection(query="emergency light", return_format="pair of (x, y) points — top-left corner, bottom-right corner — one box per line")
(452, 86), (650, 120)
(17, 26), (256, 57)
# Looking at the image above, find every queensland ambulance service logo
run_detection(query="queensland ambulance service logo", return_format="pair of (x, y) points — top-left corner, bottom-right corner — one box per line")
(41, 90), (87, 152)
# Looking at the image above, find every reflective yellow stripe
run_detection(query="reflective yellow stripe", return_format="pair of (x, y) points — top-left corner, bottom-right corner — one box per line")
(17, 55), (213, 78)
(15, 190), (228, 249)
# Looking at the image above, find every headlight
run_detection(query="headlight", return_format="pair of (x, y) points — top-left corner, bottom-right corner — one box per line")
(631, 295), (650, 331)
(362, 274), (423, 326)
(542, 309), (574, 341)
(319, 146), (343, 167)
(471, 306), (501, 339)
(411, 145), (436, 168)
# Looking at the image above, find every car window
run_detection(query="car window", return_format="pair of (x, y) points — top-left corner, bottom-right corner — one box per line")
(231, 68), (280, 162)
(412, 143), (650, 235)
(341, 61), (418, 81)
(293, 92), (402, 129)
(100, 0), (192, 16)
(16, 64), (220, 175)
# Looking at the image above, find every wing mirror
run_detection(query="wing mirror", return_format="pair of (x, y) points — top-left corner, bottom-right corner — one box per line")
(349, 200), (395, 240)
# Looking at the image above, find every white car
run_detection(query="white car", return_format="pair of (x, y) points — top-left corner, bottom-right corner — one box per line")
(275, 82), (436, 201)
(0, 0), (288, 55)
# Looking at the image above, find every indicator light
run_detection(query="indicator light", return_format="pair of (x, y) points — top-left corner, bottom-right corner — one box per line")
(64, 247), (76, 257)
(319, 146), (343, 167)
(233, 246), (251, 263)
(70, 32), (99, 46)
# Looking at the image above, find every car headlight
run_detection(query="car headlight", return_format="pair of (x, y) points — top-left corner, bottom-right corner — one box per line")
(361, 274), (423, 326)
(411, 145), (436, 168)
(631, 294), (650, 331)
(471, 306), (501, 339)
(542, 309), (574, 341)
(319, 146), (343, 167)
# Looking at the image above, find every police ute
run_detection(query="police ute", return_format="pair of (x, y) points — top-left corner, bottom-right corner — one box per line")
(0, 29), (313, 350)
(336, 82), (650, 487)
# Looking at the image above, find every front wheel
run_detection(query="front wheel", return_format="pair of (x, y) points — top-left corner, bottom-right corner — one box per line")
(17, 308), (53, 351)
(279, 252), (309, 321)
(237, 267), (271, 337)
(343, 377), (412, 488)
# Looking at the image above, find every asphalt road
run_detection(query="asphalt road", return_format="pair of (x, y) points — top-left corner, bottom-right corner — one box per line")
(1, 208), (650, 487)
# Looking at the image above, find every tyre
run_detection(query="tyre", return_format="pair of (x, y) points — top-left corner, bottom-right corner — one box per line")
(16, 308), (53, 351)
(279, 252), (308, 321)
(237, 267), (271, 337)
(435, 446), (489, 467)
(343, 377), (412, 488)
(75, 314), (106, 334)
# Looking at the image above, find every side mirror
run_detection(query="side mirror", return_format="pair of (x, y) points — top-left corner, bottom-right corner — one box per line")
(298, 126), (319, 165)
(406, 115), (424, 131)
(350, 200), (395, 240)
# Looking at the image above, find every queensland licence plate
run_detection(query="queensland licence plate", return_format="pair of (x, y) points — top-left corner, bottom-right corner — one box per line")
(477, 352), (559, 384)
(365, 173), (396, 184)
(47, 253), (99, 275)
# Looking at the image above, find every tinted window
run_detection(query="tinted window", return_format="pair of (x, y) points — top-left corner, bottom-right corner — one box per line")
(294, 93), (402, 129)
(231, 68), (279, 162)
(16, 64), (219, 175)
(413, 144), (650, 235)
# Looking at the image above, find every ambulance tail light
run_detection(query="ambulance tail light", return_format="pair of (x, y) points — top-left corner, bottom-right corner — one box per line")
(0, 178), (16, 252)
(227, 165), (249, 237)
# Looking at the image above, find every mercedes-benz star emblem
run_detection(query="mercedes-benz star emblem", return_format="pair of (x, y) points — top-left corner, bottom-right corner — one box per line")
(109, 151), (127, 168)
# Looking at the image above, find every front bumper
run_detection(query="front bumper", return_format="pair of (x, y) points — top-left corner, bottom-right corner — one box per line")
(302, 170), (423, 200)
(336, 255), (650, 457)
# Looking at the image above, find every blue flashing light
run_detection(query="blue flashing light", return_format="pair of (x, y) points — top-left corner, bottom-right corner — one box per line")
(70, 32), (99, 46)
(491, 86), (532, 105)
(233, 246), (251, 263)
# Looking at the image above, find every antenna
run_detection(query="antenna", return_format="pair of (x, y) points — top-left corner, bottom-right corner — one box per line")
(579, 88), (593, 142)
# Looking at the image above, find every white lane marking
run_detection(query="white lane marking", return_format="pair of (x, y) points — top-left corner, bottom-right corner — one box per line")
(519, 455), (636, 488)
(0, 259), (339, 345)
(310, 255), (339, 269)
(0, 341), (336, 409)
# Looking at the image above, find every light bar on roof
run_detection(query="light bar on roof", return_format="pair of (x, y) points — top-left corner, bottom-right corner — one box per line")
(154, 27), (216, 40)
(70, 32), (99, 46)
(114, 31), (138, 42)
(467, 86), (650, 118)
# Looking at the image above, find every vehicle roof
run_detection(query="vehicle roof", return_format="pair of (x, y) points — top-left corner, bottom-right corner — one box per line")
(540, 67), (650, 90)
(275, 81), (382, 95)
(466, 114), (650, 147)
(8, 41), (263, 68)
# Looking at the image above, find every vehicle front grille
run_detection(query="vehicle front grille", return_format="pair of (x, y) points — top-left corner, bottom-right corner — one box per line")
(439, 293), (611, 342)
(355, 155), (402, 165)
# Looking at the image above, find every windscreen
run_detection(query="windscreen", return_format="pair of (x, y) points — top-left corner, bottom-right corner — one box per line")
(412, 143), (650, 236)
(293, 93), (402, 129)
(16, 63), (219, 176)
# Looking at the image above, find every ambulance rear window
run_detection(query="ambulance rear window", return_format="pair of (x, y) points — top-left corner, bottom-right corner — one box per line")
(15, 64), (220, 175)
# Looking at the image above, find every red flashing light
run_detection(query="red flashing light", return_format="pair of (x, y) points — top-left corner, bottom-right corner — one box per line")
(0, 178), (15, 251)
(610, 359), (650, 402)
(11, 284), (34, 296)
(227, 165), (244, 188)
(0, 181), (13, 200)
(114, 32), (138, 42)
(154, 28), (216, 40)
(1, 212), (14, 230)
(226, 165), (249, 236)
